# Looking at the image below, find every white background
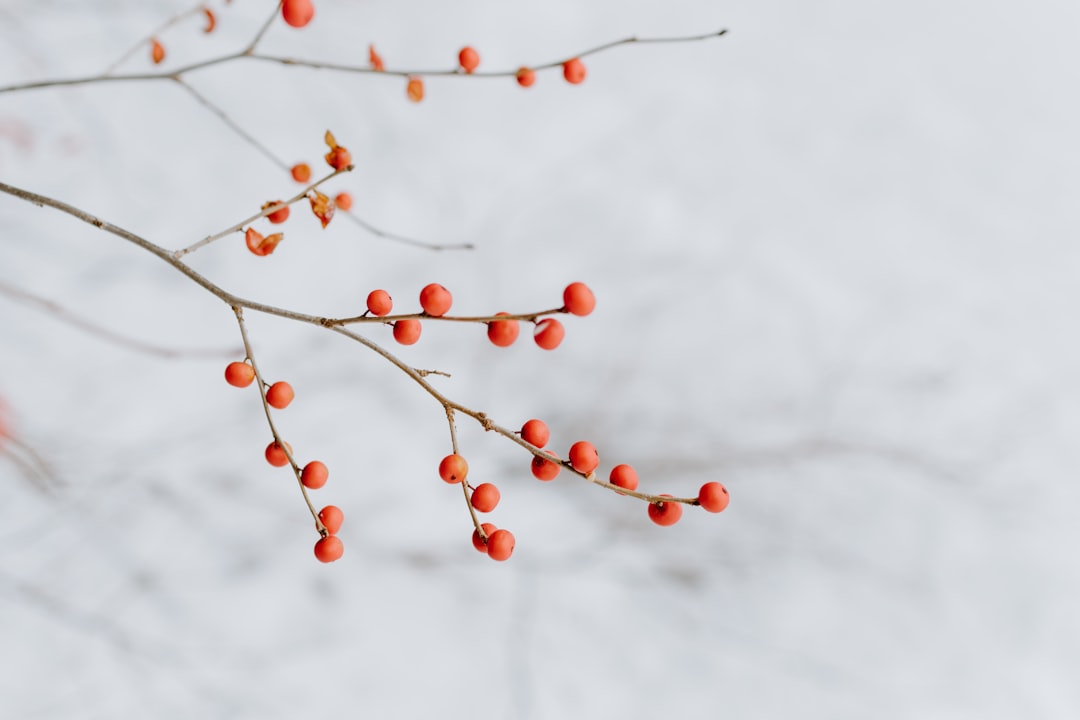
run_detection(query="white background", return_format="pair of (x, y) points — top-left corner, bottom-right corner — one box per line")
(1, 0), (1077, 717)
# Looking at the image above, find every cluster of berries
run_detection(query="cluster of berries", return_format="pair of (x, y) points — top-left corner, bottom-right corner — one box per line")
(224, 360), (345, 563)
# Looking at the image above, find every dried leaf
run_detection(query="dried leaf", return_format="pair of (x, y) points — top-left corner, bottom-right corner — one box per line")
(203, 8), (216, 33)
(308, 191), (335, 228)
(369, 44), (385, 72)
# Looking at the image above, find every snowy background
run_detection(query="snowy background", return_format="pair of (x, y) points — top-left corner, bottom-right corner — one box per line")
(1, 0), (1077, 717)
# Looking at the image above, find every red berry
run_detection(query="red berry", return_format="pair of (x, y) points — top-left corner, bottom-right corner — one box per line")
(438, 454), (468, 484)
(266, 381), (294, 409)
(533, 318), (565, 350)
(318, 505), (344, 535)
(393, 319), (422, 345)
(697, 482), (730, 513)
(458, 46), (480, 73)
(568, 440), (599, 474)
(263, 200), (290, 224)
(419, 283), (452, 317)
(291, 163), (311, 183)
(516, 67), (536, 87)
(470, 483), (500, 512)
(487, 312), (520, 347)
(335, 192), (353, 211)
(150, 38), (165, 65)
(562, 282), (595, 316)
(648, 495), (683, 526)
(609, 464), (639, 493)
(520, 419), (550, 448)
(314, 535), (344, 563)
(530, 452), (561, 481)
(406, 76), (424, 103)
(325, 146), (351, 171)
(486, 529), (515, 561)
(225, 361), (255, 388)
(563, 57), (586, 84)
(366, 289), (393, 316)
(282, 0), (314, 28)
(265, 441), (292, 467)
(301, 460), (329, 489)
(471, 522), (497, 553)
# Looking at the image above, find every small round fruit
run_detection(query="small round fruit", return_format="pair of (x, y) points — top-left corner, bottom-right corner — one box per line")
(438, 454), (468, 484)
(533, 318), (565, 350)
(648, 495), (683, 526)
(314, 535), (344, 563)
(568, 441), (599, 474)
(470, 483), (500, 513)
(419, 283), (452, 317)
(335, 192), (353, 211)
(325, 146), (352, 171)
(516, 67), (536, 87)
(530, 453), (561, 481)
(520, 419), (550, 448)
(266, 381), (294, 409)
(393, 319), (422, 345)
(225, 361), (255, 388)
(301, 460), (329, 489)
(563, 57), (586, 84)
(562, 282), (595, 316)
(264, 200), (290, 224)
(265, 441), (292, 467)
(471, 522), (497, 553)
(486, 529), (515, 561)
(487, 312), (520, 347)
(282, 0), (315, 28)
(366, 289), (393, 317)
(291, 163), (311, 183)
(698, 482), (730, 513)
(609, 464), (639, 494)
(318, 505), (344, 535)
(458, 46), (480, 73)
(406, 76), (424, 103)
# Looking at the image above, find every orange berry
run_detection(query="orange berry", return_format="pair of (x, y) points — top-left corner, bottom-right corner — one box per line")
(291, 163), (311, 183)
(516, 67), (536, 88)
(697, 482), (730, 513)
(438, 453), (468, 484)
(458, 46), (480, 73)
(406, 76), (425, 103)
(533, 318), (565, 350)
(487, 312), (519, 347)
(486, 529), (515, 561)
(563, 57), (586, 84)
(470, 483), (500, 512)
(520, 419), (550, 448)
(266, 381), (294, 409)
(224, 361), (255, 388)
(366, 289), (393, 317)
(245, 228), (282, 256)
(265, 441), (292, 467)
(562, 282), (595, 316)
(334, 192), (353, 211)
(281, 0), (314, 28)
(262, 200), (290, 224)
(318, 505), (344, 535)
(325, 145), (352, 171)
(419, 283), (452, 317)
(530, 452), (561, 481)
(203, 8), (217, 33)
(150, 38), (165, 65)
(648, 495), (683, 526)
(471, 522), (497, 553)
(392, 318), (422, 345)
(314, 535), (344, 563)
(568, 440), (599, 474)
(609, 464), (639, 493)
(301, 460), (329, 489)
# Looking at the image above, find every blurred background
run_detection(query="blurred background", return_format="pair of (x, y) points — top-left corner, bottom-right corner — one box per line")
(1, 0), (1077, 717)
